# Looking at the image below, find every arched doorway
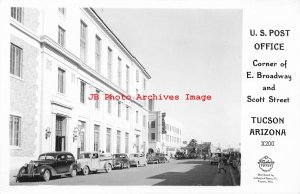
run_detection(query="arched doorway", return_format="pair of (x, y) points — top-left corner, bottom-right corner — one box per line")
(148, 148), (154, 154)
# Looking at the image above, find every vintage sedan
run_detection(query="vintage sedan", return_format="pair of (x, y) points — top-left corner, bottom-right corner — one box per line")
(210, 153), (221, 165)
(147, 153), (167, 164)
(16, 152), (79, 182)
(77, 152), (113, 175)
(154, 153), (169, 163)
(112, 154), (131, 169)
(146, 153), (159, 164)
(129, 153), (147, 167)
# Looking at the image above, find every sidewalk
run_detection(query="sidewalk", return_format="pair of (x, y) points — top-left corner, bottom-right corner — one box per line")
(9, 169), (19, 184)
(229, 165), (240, 185)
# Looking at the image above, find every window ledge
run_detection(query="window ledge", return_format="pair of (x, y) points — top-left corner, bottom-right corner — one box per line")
(10, 146), (22, 150)
(10, 74), (23, 81)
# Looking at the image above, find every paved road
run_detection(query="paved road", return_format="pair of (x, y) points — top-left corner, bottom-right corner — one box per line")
(11, 159), (240, 186)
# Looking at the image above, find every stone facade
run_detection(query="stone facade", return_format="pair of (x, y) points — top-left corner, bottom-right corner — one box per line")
(9, 7), (151, 170)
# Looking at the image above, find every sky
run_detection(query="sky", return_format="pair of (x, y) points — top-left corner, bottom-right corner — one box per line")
(97, 9), (242, 149)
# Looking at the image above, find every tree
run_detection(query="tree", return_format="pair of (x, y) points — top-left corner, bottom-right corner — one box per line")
(187, 139), (198, 153)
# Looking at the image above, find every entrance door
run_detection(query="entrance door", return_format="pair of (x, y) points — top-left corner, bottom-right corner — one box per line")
(55, 115), (66, 151)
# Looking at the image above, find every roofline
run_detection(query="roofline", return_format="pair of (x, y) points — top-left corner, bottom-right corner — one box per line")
(88, 8), (151, 79)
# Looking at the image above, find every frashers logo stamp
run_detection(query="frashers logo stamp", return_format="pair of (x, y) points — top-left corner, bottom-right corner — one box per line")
(258, 156), (275, 172)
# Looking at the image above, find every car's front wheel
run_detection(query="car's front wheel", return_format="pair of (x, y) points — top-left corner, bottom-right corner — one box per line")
(82, 166), (89, 175)
(106, 164), (112, 173)
(42, 169), (51, 182)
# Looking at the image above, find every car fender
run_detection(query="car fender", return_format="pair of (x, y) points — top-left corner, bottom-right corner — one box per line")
(69, 162), (80, 172)
(37, 165), (57, 176)
(104, 161), (112, 168)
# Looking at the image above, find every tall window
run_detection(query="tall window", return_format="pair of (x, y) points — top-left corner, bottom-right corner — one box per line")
(106, 128), (111, 153)
(136, 110), (139, 124)
(95, 89), (100, 109)
(80, 21), (87, 62)
(58, 8), (65, 15)
(95, 35), (101, 73)
(126, 65), (129, 92)
(107, 100), (112, 114)
(107, 47), (112, 81)
(79, 121), (86, 151)
(117, 57), (122, 87)
(136, 135), (140, 153)
(136, 70), (139, 82)
(117, 101), (121, 118)
(58, 68), (65, 93)
(151, 133), (155, 140)
(125, 133), (129, 153)
(126, 105), (129, 120)
(10, 43), (23, 78)
(58, 26), (65, 47)
(94, 125), (100, 151)
(116, 130), (121, 153)
(9, 115), (21, 147)
(151, 121), (156, 128)
(80, 81), (85, 103)
(11, 7), (24, 23)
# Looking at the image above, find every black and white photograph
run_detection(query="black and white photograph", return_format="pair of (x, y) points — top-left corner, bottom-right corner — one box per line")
(1, 1), (300, 194)
(7, 7), (241, 186)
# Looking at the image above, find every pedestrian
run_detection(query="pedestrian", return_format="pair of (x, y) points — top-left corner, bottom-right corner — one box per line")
(218, 154), (226, 174)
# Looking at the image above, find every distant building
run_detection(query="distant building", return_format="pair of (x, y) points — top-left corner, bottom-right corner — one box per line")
(148, 111), (183, 155)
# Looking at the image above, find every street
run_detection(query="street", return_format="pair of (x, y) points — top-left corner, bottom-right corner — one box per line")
(11, 159), (240, 186)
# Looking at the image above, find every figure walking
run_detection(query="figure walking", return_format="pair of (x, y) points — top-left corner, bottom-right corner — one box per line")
(218, 154), (227, 174)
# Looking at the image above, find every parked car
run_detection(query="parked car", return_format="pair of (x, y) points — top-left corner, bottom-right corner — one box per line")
(146, 153), (159, 164)
(188, 153), (197, 159)
(77, 152), (113, 175)
(210, 153), (221, 165)
(147, 153), (168, 164)
(175, 152), (186, 159)
(112, 154), (131, 169)
(129, 153), (147, 167)
(16, 152), (79, 182)
(163, 153), (171, 162)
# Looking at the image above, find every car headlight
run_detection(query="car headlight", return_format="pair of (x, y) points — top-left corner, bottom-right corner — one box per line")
(34, 163), (39, 167)
(20, 167), (26, 174)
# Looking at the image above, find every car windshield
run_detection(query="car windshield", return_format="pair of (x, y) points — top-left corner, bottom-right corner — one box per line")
(79, 153), (91, 159)
(38, 154), (55, 160)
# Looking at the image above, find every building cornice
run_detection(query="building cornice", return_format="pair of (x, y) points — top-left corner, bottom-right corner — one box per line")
(10, 18), (40, 43)
(10, 16), (149, 110)
(86, 8), (151, 79)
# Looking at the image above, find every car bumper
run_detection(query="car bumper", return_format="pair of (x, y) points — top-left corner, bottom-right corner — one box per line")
(113, 163), (122, 168)
(147, 160), (157, 164)
(17, 172), (41, 180)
